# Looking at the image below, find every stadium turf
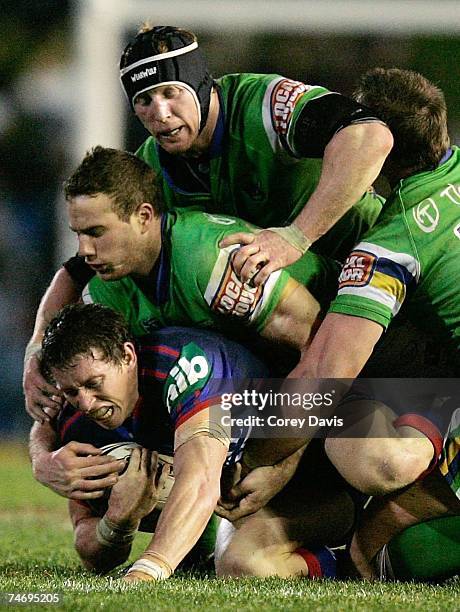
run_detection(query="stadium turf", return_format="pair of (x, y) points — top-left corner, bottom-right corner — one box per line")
(0, 443), (458, 611)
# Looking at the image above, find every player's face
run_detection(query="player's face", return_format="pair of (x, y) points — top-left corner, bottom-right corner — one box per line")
(134, 84), (200, 155)
(68, 193), (151, 280)
(51, 344), (139, 429)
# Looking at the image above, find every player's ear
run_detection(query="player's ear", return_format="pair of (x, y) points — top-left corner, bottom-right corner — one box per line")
(122, 342), (137, 369)
(136, 202), (155, 232)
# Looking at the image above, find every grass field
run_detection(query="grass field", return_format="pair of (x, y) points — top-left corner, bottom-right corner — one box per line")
(1, 443), (459, 611)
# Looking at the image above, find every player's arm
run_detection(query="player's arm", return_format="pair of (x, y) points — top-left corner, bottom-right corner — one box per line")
(260, 277), (321, 350)
(125, 414), (227, 582)
(217, 442), (308, 521)
(217, 313), (383, 520)
(222, 96), (393, 283)
(29, 420), (124, 499)
(252, 312), (383, 464)
(291, 311), (383, 379)
(72, 447), (161, 573)
(23, 266), (82, 421)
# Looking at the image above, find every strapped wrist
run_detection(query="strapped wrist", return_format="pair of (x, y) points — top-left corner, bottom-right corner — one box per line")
(96, 515), (136, 548)
(266, 223), (312, 254)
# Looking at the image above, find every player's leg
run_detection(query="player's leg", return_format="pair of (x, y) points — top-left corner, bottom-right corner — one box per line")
(349, 469), (460, 579)
(325, 399), (439, 496)
(215, 442), (356, 578)
(377, 515), (460, 581)
(215, 489), (351, 578)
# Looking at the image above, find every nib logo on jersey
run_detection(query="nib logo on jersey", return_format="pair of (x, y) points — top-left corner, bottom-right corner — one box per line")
(338, 250), (377, 288)
(165, 343), (211, 412)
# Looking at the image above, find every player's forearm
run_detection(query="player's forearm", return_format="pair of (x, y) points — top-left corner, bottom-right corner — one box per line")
(28, 267), (80, 346)
(144, 461), (221, 570)
(243, 438), (307, 470)
(290, 313), (382, 379)
(74, 516), (133, 573)
(294, 123), (393, 244)
(146, 472), (220, 569)
(261, 279), (320, 350)
(29, 421), (57, 483)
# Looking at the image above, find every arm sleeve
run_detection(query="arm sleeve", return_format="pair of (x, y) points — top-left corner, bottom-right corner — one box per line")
(63, 256), (95, 291)
(288, 93), (384, 158)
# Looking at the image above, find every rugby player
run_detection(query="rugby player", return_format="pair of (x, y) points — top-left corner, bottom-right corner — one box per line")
(118, 25), (392, 279)
(31, 303), (346, 580)
(23, 24), (393, 418)
(24, 146), (339, 422)
(220, 68), (460, 550)
(289, 68), (460, 494)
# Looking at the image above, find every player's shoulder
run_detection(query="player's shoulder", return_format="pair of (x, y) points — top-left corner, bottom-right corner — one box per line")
(156, 329), (219, 414)
(396, 149), (460, 246)
(138, 326), (266, 379)
(216, 72), (282, 92)
(135, 136), (157, 160)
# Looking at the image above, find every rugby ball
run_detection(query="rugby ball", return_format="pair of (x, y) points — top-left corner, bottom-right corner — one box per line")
(89, 442), (175, 532)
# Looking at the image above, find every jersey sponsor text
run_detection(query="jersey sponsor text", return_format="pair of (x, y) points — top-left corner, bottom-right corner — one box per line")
(338, 250), (377, 288)
(271, 79), (309, 135)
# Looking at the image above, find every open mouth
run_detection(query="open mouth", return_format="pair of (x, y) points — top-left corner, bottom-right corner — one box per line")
(89, 264), (113, 275)
(91, 406), (114, 421)
(157, 126), (183, 140)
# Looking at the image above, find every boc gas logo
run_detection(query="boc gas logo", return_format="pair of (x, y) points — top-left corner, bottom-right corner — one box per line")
(413, 199), (439, 233)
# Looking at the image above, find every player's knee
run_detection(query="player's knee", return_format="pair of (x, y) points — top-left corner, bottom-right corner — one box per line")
(326, 437), (433, 496)
(216, 547), (279, 577)
(370, 438), (433, 494)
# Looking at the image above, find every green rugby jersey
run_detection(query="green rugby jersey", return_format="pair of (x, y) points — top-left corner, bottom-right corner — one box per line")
(136, 73), (383, 262)
(82, 209), (339, 338)
(330, 146), (460, 350)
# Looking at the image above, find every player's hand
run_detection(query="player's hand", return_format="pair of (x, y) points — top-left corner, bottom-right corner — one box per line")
(23, 351), (63, 422)
(106, 448), (166, 527)
(219, 230), (303, 286)
(33, 441), (125, 499)
(216, 461), (294, 521)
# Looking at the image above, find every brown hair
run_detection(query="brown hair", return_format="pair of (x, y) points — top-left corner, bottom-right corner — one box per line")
(41, 304), (132, 381)
(64, 146), (164, 221)
(354, 68), (450, 172)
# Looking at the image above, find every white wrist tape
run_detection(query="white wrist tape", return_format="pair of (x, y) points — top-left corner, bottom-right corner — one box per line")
(266, 223), (312, 254)
(127, 558), (172, 580)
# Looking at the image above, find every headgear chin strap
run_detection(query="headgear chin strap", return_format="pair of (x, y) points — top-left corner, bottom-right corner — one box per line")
(120, 27), (213, 133)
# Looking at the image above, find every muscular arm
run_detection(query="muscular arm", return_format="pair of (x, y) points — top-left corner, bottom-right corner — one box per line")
(260, 277), (321, 350)
(70, 500), (132, 573)
(23, 267), (81, 421)
(127, 432), (227, 580)
(293, 123), (392, 249)
(222, 122), (393, 284)
(290, 311), (383, 378)
(228, 312), (383, 488)
(72, 447), (160, 573)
